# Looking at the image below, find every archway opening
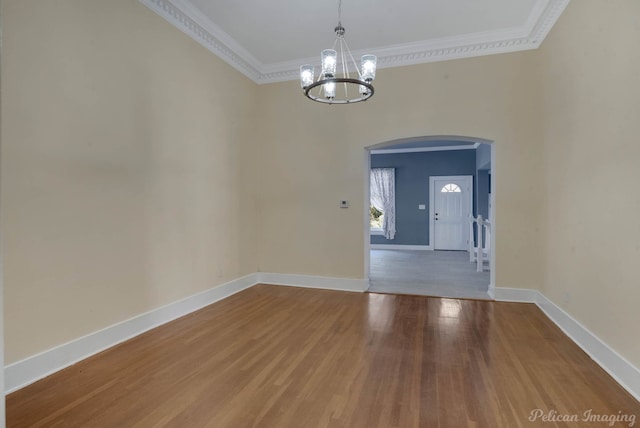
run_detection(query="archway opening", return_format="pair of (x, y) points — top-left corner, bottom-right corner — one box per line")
(364, 136), (496, 299)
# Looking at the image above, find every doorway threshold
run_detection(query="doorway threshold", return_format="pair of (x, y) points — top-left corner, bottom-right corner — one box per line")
(367, 282), (492, 300)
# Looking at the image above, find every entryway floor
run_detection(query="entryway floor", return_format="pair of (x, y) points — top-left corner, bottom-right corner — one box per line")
(368, 249), (491, 299)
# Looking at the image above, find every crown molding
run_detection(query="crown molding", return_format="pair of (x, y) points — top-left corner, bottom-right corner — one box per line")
(139, 0), (262, 81)
(139, 0), (570, 85)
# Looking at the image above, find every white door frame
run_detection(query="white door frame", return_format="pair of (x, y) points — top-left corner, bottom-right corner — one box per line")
(429, 175), (473, 251)
(363, 137), (496, 299)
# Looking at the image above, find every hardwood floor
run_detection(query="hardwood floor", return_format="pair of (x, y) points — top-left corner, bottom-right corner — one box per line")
(7, 284), (640, 427)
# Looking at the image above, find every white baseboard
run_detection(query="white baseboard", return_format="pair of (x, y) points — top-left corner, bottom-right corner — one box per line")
(535, 293), (640, 402)
(4, 273), (259, 394)
(370, 244), (432, 251)
(257, 272), (368, 293)
(494, 287), (640, 402)
(493, 287), (538, 303)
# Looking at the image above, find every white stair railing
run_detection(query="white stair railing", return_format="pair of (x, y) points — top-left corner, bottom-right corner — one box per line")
(468, 215), (491, 272)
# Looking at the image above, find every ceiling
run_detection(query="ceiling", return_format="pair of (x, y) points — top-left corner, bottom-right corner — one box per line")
(140, 0), (569, 84)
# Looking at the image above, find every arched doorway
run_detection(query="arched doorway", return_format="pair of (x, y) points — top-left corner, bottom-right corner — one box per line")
(364, 136), (496, 299)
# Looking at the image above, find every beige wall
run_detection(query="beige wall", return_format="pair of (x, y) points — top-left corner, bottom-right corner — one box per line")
(539, 0), (640, 367)
(1, 0), (258, 363)
(0, 0), (5, 415)
(255, 53), (545, 287)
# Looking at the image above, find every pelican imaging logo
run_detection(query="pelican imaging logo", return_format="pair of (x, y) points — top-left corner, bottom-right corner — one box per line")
(528, 409), (636, 426)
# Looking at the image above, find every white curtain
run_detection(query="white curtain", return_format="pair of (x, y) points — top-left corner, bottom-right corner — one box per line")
(370, 168), (396, 240)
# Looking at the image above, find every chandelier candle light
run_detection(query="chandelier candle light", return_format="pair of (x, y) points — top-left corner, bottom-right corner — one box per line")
(300, 0), (377, 104)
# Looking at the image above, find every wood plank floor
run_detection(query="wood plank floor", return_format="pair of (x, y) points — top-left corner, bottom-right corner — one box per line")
(7, 284), (640, 427)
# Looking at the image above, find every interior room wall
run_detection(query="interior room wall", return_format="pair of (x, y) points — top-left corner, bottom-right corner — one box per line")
(475, 143), (492, 223)
(0, 21), (5, 418)
(539, 0), (640, 369)
(370, 150), (477, 246)
(0, 0), (259, 364)
(476, 170), (490, 221)
(476, 143), (491, 170)
(255, 51), (545, 287)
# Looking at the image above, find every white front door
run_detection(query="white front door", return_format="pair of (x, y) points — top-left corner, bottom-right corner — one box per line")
(430, 176), (472, 250)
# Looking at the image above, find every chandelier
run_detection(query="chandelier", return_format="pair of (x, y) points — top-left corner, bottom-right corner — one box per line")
(299, 0), (377, 104)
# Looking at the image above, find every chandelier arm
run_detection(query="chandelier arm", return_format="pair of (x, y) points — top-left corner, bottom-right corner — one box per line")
(342, 38), (365, 81)
(340, 38), (349, 97)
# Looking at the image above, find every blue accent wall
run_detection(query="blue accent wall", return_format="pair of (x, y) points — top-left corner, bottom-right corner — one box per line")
(474, 143), (491, 246)
(476, 143), (491, 169)
(475, 142), (491, 220)
(476, 169), (490, 219)
(370, 150), (477, 245)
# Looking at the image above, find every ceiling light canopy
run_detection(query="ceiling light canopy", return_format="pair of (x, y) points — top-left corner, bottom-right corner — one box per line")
(299, 0), (377, 104)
